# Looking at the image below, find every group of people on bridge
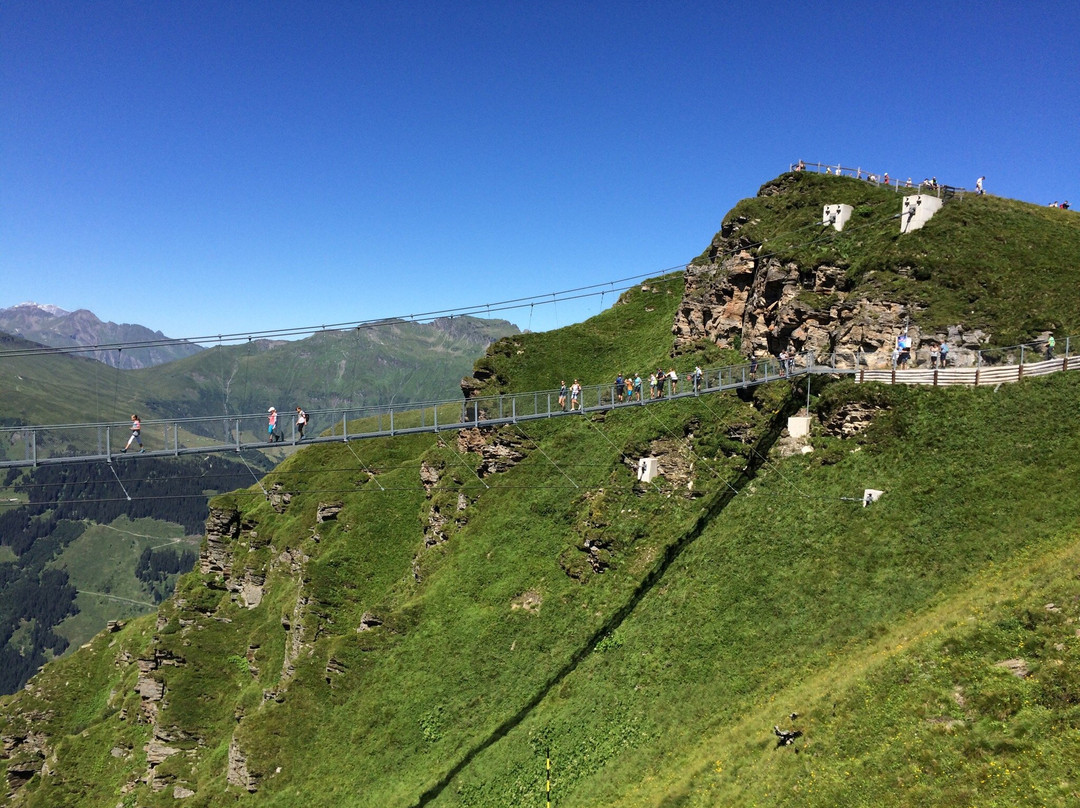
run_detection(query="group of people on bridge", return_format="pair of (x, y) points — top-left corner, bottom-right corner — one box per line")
(267, 406), (309, 442)
(558, 366), (704, 412)
(892, 332), (950, 369)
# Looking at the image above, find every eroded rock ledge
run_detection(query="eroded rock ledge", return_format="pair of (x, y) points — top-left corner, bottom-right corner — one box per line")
(672, 210), (990, 367)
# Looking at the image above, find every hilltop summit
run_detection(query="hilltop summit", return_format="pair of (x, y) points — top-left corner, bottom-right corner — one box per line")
(674, 171), (1080, 365)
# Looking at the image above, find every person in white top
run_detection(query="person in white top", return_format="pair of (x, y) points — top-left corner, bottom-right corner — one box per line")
(122, 414), (144, 453)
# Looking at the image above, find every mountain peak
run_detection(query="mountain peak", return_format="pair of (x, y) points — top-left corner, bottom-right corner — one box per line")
(7, 301), (70, 317)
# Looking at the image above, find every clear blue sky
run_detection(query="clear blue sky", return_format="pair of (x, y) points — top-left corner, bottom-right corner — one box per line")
(2, 2), (1077, 338)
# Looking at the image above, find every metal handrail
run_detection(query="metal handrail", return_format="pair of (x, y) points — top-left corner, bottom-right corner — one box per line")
(789, 160), (967, 197)
(1, 336), (1075, 469)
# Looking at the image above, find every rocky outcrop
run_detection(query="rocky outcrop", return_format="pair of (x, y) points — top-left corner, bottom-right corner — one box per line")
(145, 734), (182, 791)
(821, 400), (886, 438)
(280, 593), (310, 681)
(640, 436), (695, 493)
(424, 503), (451, 547)
(135, 648), (185, 723)
(511, 590), (542, 614)
(357, 612), (383, 632)
(673, 202), (991, 367)
(236, 570), (267, 609)
(227, 736), (259, 792)
(131, 648), (191, 790)
(316, 502), (343, 523)
(673, 253), (918, 367)
(268, 483), (292, 513)
(457, 428), (527, 477)
(2, 725), (50, 794)
(419, 461), (441, 493)
(200, 508), (242, 580)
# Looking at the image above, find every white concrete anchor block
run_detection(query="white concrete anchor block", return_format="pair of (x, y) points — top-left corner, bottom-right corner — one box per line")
(787, 416), (812, 438)
(863, 488), (884, 507)
(823, 204), (853, 231)
(637, 457), (658, 483)
(900, 195), (943, 234)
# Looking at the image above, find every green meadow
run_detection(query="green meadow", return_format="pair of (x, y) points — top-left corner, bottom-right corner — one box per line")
(3, 174), (1079, 807)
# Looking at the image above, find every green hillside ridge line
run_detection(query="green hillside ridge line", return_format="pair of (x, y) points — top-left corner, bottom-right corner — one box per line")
(5, 174), (1080, 807)
(411, 392), (805, 807)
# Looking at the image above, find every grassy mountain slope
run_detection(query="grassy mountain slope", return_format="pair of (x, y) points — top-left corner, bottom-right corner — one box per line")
(3, 176), (1080, 807)
(468, 279), (692, 395)
(4, 350), (1078, 807)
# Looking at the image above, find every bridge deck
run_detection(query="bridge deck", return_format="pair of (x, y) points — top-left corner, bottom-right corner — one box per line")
(2, 354), (1076, 469)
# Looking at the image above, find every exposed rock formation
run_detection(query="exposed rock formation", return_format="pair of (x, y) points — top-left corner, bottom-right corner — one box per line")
(357, 612), (383, 632)
(268, 483), (292, 513)
(227, 736), (259, 792)
(316, 501), (343, 523)
(457, 428), (527, 477)
(821, 400), (886, 438)
(673, 251), (920, 368)
(2, 726), (50, 794)
(200, 508), (242, 580)
(672, 196), (992, 368)
(236, 570), (267, 609)
(135, 648), (185, 723)
(419, 461), (441, 493)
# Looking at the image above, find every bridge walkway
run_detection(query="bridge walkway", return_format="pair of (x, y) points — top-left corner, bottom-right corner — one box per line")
(2, 352), (1077, 470)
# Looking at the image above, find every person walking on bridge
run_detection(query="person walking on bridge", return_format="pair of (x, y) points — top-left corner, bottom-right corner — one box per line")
(295, 406), (309, 440)
(122, 414), (144, 453)
(268, 407), (281, 442)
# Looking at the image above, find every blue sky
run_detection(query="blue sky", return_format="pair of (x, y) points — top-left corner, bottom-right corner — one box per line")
(2, 2), (1077, 339)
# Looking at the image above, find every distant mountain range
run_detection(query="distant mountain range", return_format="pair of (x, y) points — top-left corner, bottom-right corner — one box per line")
(0, 302), (203, 368)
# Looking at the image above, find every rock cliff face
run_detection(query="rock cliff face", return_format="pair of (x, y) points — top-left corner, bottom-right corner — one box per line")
(671, 211), (989, 368)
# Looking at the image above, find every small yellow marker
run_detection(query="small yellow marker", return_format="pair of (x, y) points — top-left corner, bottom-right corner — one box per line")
(546, 752), (552, 808)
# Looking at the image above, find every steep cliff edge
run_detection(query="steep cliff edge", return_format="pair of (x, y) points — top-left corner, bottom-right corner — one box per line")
(672, 172), (1080, 366)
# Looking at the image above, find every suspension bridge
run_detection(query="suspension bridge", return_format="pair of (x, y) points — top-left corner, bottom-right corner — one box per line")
(2, 344), (1076, 471)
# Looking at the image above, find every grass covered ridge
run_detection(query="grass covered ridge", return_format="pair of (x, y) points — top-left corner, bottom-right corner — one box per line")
(3, 366), (1079, 806)
(695, 172), (1080, 345)
(3, 175), (1080, 807)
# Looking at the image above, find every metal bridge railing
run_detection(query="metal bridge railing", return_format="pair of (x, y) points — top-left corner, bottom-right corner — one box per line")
(1, 337), (1075, 469)
(0, 357), (807, 469)
(789, 160), (965, 197)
